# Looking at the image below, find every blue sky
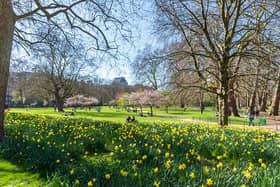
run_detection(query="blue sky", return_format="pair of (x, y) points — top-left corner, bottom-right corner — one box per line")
(11, 1), (159, 86)
(95, 1), (158, 85)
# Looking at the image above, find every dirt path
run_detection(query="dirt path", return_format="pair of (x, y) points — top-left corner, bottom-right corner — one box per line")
(155, 113), (280, 132)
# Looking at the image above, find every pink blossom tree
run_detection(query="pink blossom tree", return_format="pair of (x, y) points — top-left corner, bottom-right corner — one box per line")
(83, 97), (99, 107)
(128, 92), (145, 113)
(128, 90), (168, 116)
(65, 95), (98, 109)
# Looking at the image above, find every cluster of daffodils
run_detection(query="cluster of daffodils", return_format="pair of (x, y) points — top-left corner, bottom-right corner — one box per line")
(2, 112), (280, 186)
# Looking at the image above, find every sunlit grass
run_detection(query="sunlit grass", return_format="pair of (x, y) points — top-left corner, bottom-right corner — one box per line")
(8, 107), (184, 123)
(144, 106), (264, 126)
(0, 160), (45, 187)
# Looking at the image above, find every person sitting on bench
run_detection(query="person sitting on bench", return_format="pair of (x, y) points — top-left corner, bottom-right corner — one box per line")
(131, 116), (135, 122)
(126, 116), (131, 123)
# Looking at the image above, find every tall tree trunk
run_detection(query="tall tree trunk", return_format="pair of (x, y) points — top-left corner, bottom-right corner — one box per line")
(246, 92), (250, 108)
(260, 92), (267, 112)
(55, 93), (64, 112)
(150, 106), (153, 116)
(180, 96), (184, 108)
(19, 88), (24, 105)
(228, 81), (240, 117)
(215, 94), (219, 112)
(236, 96), (241, 109)
(269, 69), (280, 116)
(0, 1), (15, 140)
(219, 63), (229, 127)
(249, 67), (260, 112)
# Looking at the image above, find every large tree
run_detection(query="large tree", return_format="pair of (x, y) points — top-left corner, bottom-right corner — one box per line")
(133, 46), (169, 89)
(155, 0), (279, 126)
(0, 0), (132, 140)
(32, 29), (93, 112)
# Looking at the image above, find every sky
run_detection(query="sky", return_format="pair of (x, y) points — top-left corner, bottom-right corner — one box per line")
(10, 1), (159, 86)
(94, 1), (159, 85)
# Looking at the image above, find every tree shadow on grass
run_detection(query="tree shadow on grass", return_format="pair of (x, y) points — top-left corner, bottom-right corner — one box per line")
(0, 159), (45, 187)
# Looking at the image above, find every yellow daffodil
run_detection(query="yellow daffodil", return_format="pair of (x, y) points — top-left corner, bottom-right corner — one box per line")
(206, 178), (213, 186)
(105, 174), (111, 180)
(154, 167), (159, 173)
(165, 160), (171, 169)
(153, 181), (160, 187)
(189, 172), (195, 179)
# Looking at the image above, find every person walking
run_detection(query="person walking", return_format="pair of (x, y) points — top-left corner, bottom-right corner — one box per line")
(249, 111), (255, 126)
(200, 104), (204, 115)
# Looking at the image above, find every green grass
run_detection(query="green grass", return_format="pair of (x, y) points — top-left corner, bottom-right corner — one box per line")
(144, 106), (264, 126)
(9, 106), (265, 126)
(8, 107), (183, 123)
(0, 159), (45, 187)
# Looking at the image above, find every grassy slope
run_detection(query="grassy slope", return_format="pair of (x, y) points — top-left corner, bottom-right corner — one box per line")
(0, 160), (45, 187)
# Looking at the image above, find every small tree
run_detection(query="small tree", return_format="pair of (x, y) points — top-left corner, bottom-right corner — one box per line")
(117, 93), (130, 109)
(128, 92), (145, 113)
(129, 90), (168, 116)
(65, 95), (98, 109)
(83, 97), (99, 109)
(159, 91), (171, 113)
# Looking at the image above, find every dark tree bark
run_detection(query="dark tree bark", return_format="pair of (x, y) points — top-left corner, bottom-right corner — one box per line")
(249, 67), (260, 112)
(55, 93), (64, 112)
(260, 92), (267, 112)
(228, 81), (240, 117)
(269, 69), (280, 116)
(216, 95), (219, 112)
(218, 63), (229, 127)
(246, 92), (250, 108)
(0, 1), (15, 140)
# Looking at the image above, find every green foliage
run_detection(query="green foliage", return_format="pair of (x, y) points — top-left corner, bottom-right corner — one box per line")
(117, 93), (130, 107)
(1, 112), (280, 186)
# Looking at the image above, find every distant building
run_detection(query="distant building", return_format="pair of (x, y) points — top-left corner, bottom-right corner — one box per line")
(112, 77), (128, 86)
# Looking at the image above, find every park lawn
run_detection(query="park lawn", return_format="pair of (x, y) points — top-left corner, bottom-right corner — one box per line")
(7, 107), (183, 124)
(0, 159), (45, 187)
(143, 106), (264, 126)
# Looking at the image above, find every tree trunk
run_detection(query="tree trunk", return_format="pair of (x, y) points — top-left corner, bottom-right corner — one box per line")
(260, 92), (267, 112)
(19, 88), (24, 105)
(216, 94), (219, 112)
(150, 106), (153, 116)
(219, 64), (229, 127)
(269, 69), (280, 116)
(219, 94), (229, 126)
(246, 92), (249, 108)
(249, 66), (260, 112)
(236, 96), (241, 109)
(55, 93), (64, 112)
(0, 1), (15, 140)
(228, 81), (240, 117)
